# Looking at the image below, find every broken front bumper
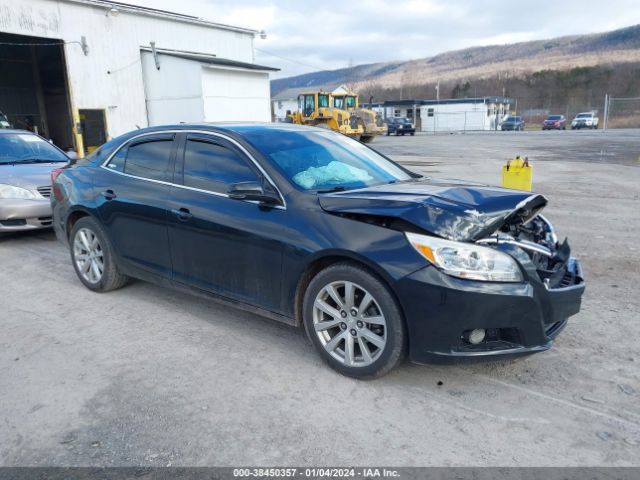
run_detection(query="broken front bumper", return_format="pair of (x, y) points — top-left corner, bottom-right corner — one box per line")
(395, 254), (585, 364)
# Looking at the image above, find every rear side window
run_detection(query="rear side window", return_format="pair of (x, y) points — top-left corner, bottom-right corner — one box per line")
(106, 147), (126, 172)
(182, 138), (258, 194)
(123, 139), (174, 182)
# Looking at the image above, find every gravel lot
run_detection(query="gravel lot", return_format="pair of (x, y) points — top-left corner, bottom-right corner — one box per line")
(1, 129), (639, 466)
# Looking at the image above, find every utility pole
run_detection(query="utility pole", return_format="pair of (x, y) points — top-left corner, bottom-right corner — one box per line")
(436, 80), (440, 102)
(603, 94), (609, 131)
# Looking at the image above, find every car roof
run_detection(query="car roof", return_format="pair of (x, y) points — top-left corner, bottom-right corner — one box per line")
(127, 122), (314, 136)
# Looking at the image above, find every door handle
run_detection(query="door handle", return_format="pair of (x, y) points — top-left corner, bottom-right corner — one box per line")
(102, 189), (117, 200)
(171, 207), (193, 221)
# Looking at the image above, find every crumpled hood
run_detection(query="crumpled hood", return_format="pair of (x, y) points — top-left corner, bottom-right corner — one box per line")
(318, 177), (547, 241)
(0, 163), (62, 190)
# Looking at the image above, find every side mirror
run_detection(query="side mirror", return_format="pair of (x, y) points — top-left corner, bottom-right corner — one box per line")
(227, 181), (281, 205)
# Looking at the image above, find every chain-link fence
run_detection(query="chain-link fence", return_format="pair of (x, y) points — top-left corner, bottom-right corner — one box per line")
(603, 95), (640, 129)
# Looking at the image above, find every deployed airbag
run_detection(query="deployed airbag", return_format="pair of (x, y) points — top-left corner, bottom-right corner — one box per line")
(293, 161), (373, 189)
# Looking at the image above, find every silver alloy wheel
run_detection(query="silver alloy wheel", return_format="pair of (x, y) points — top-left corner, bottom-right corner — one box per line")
(313, 280), (387, 367)
(73, 227), (104, 284)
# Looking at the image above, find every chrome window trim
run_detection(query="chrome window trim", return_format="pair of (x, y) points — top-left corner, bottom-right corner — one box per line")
(99, 129), (287, 209)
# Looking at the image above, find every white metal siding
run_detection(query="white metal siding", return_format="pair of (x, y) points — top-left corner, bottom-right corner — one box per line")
(272, 99), (298, 121)
(141, 52), (205, 125)
(0, 0), (259, 138)
(201, 67), (271, 122)
(420, 103), (490, 132)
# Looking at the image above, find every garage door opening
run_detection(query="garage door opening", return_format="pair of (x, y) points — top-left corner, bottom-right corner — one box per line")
(0, 32), (74, 150)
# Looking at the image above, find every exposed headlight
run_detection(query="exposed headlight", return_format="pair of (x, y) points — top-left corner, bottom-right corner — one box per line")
(0, 184), (38, 199)
(405, 232), (523, 282)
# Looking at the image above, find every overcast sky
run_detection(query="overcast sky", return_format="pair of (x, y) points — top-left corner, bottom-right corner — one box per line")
(127, 0), (640, 79)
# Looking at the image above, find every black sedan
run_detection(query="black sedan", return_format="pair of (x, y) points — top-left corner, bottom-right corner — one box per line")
(386, 117), (416, 136)
(51, 124), (584, 378)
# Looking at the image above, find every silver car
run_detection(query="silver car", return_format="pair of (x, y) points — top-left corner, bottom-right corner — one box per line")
(0, 130), (69, 232)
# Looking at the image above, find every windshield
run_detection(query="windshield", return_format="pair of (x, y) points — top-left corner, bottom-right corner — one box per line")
(577, 113), (592, 118)
(240, 129), (413, 191)
(398, 118), (411, 124)
(547, 115), (562, 120)
(345, 96), (356, 109)
(0, 133), (68, 164)
(318, 94), (330, 108)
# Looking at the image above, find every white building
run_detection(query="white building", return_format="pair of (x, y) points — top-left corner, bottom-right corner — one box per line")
(420, 97), (512, 132)
(0, 0), (277, 155)
(271, 84), (349, 121)
(374, 97), (512, 132)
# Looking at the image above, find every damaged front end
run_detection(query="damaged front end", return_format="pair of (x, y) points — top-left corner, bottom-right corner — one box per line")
(319, 178), (585, 361)
(396, 211), (585, 362)
(478, 214), (583, 290)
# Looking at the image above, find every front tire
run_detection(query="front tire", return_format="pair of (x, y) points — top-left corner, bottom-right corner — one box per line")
(302, 263), (406, 379)
(70, 217), (128, 292)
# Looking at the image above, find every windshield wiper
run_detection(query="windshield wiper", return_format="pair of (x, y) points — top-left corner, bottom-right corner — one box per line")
(4, 158), (66, 165)
(316, 186), (348, 193)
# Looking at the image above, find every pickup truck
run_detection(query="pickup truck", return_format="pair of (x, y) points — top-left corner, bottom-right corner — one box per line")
(571, 112), (599, 130)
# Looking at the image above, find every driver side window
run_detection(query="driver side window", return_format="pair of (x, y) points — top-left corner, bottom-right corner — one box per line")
(182, 137), (259, 195)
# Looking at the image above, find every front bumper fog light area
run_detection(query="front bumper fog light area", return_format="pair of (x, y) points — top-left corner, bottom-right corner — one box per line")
(465, 328), (486, 345)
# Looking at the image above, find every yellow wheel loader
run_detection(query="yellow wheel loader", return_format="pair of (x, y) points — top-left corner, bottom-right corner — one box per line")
(287, 92), (364, 138)
(332, 93), (387, 143)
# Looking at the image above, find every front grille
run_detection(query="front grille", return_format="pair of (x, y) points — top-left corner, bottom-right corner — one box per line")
(37, 186), (52, 198)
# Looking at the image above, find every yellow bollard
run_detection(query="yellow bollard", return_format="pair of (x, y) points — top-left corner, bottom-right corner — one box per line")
(502, 156), (533, 191)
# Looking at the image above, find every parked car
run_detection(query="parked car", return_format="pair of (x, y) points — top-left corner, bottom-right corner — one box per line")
(52, 124), (585, 378)
(542, 115), (566, 130)
(571, 112), (599, 130)
(0, 129), (69, 232)
(386, 117), (415, 136)
(500, 116), (525, 131)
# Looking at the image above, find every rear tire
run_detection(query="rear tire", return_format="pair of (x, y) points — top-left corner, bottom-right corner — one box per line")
(360, 135), (374, 144)
(302, 262), (406, 379)
(70, 216), (128, 292)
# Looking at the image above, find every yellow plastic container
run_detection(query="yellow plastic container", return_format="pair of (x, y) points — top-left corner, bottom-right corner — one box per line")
(502, 156), (532, 191)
